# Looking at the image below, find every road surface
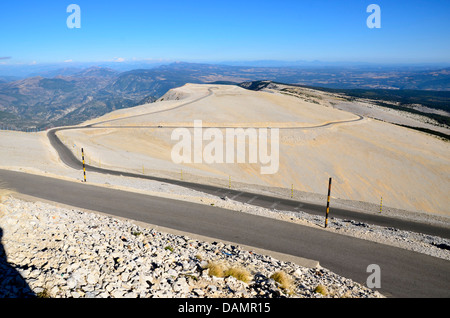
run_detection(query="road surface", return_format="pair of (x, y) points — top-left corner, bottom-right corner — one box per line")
(1, 168), (449, 298)
(47, 127), (450, 240)
(11, 87), (449, 297)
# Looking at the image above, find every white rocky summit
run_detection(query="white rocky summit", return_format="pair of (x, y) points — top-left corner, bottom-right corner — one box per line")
(0, 196), (384, 298)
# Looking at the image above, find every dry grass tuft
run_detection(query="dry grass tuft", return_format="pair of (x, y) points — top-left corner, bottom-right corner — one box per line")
(224, 267), (252, 283)
(205, 261), (227, 278)
(205, 261), (252, 283)
(270, 271), (294, 293)
(314, 284), (328, 296)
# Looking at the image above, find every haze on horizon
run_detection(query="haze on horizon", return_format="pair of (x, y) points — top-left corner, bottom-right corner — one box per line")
(1, 0), (450, 67)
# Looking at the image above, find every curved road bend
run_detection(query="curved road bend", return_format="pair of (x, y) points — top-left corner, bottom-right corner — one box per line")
(0, 168), (449, 298)
(47, 127), (450, 240)
(89, 87), (216, 127)
(46, 87), (450, 240)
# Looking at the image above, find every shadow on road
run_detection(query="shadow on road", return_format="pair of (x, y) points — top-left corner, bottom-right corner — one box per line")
(0, 228), (36, 298)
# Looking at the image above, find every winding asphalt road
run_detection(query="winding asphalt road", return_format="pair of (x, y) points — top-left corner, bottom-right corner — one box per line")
(2, 87), (449, 297)
(47, 126), (450, 240)
(1, 168), (449, 298)
(46, 87), (449, 240)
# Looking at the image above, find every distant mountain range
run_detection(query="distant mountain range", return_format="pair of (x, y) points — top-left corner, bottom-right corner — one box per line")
(1, 62), (449, 130)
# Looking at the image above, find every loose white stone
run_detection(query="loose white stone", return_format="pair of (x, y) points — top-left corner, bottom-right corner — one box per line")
(66, 277), (77, 289)
(0, 197), (392, 299)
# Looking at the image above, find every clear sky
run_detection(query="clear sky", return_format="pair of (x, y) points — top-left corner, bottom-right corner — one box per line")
(1, 0), (449, 65)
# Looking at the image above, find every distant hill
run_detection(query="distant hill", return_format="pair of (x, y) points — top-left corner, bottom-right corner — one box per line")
(1, 62), (449, 130)
(0, 68), (151, 130)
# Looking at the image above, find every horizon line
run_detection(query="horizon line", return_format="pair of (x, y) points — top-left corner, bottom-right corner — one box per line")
(2, 58), (450, 67)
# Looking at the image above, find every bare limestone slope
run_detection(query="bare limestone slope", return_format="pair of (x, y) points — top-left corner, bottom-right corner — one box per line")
(55, 84), (450, 216)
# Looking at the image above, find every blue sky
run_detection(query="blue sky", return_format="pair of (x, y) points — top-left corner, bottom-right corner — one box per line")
(1, 0), (449, 65)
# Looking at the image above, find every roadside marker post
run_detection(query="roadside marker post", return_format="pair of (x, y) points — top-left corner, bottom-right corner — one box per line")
(81, 148), (86, 183)
(325, 177), (332, 228)
(380, 196), (382, 213)
(229, 176), (231, 189)
(291, 184), (294, 198)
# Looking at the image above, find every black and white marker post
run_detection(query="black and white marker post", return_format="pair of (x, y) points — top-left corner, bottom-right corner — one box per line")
(325, 177), (332, 228)
(81, 148), (86, 183)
